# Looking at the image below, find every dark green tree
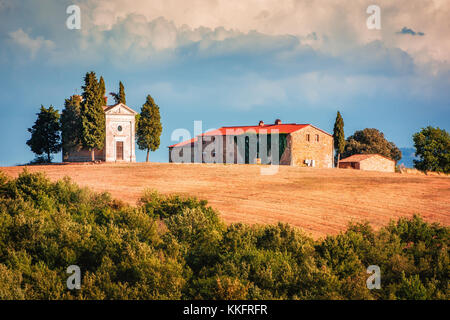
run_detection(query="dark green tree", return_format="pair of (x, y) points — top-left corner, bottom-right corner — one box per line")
(80, 71), (105, 162)
(333, 111), (345, 166)
(413, 126), (450, 173)
(110, 81), (126, 105)
(118, 81), (126, 104)
(136, 95), (162, 162)
(99, 76), (106, 99)
(343, 128), (402, 163)
(60, 95), (83, 160)
(26, 105), (61, 163)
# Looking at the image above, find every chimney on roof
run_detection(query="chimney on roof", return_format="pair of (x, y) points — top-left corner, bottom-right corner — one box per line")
(275, 119), (282, 125)
(259, 120), (264, 126)
(103, 96), (108, 105)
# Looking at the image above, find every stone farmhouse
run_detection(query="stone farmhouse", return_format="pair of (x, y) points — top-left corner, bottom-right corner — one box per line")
(63, 102), (137, 163)
(168, 119), (334, 168)
(338, 154), (395, 172)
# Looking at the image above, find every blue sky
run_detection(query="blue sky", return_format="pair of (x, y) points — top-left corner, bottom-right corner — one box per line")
(0, 0), (449, 165)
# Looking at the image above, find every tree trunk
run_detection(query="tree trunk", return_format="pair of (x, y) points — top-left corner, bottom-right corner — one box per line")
(47, 151), (51, 163)
(146, 149), (150, 162)
(91, 149), (95, 162)
(337, 153), (341, 168)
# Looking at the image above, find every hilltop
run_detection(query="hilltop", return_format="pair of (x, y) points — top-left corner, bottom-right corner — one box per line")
(1, 163), (449, 238)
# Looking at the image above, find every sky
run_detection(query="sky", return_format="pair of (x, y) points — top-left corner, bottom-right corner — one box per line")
(0, 0), (449, 165)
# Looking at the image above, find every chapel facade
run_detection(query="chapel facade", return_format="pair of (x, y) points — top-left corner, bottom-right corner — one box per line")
(63, 102), (137, 163)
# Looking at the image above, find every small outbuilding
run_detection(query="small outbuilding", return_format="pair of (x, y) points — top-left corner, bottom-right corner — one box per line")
(338, 154), (395, 173)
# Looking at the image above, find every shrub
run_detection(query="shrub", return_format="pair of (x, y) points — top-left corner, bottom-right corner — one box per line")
(0, 170), (447, 300)
(139, 189), (209, 219)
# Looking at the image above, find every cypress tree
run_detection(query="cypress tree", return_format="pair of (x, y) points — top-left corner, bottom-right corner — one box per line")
(26, 105), (61, 163)
(118, 81), (126, 104)
(99, 76), (106, 99)
(110, 81), (126, 105)
(80, 71), (105, 162)
(136, 95), (162, 162)
(61, 95), (83, 159)
(333, 111), (345, 167)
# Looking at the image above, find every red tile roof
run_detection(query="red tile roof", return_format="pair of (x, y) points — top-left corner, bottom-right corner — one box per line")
(339, 154), (394, 163)
(169, 123), (330, 148)
(169, 137), (198, 148)
(203, 123), (309, 136)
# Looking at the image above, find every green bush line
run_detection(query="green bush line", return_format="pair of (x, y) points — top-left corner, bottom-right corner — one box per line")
(0, 170), (448, 300)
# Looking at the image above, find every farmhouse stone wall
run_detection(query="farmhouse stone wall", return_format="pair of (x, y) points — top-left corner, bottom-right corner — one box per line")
(289, 126), (333, 168)
(338, 154), (395, 172)
(338, 162), (360, 170)
(169, 145), (195, 163)
(359, 155), (395, 172)
(170, 135), (240, 164)
(200, 134), (289, 165)
(169, 125), (333, 167)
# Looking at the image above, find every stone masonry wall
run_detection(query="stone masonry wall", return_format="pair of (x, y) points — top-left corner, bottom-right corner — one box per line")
(289, 126), (333, 168)
(66, 148), (105, 162)
(338, 162), (360, 170)
(359, 155), (395, 172)
(169, 126), (334, 168)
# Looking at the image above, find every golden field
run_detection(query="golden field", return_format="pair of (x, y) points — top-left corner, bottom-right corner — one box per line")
(1, 163), (449, 238)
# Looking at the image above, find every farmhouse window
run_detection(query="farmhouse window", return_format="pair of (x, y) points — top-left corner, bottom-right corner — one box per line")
(306, 134), (310, 142)
(316, 134), (319, 142)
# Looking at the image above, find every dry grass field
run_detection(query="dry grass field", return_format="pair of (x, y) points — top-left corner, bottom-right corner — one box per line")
(1, 163), (449, 238)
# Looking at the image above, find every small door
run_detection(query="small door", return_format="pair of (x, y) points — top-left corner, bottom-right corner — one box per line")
(116, 141), (124, 160)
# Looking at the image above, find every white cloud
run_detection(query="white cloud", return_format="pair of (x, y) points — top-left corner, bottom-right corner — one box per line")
(2, 0), (449, 114)
(81, 0), (449, 63)
(9, 28), (55, 59)
(4, 0), (450, 69)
